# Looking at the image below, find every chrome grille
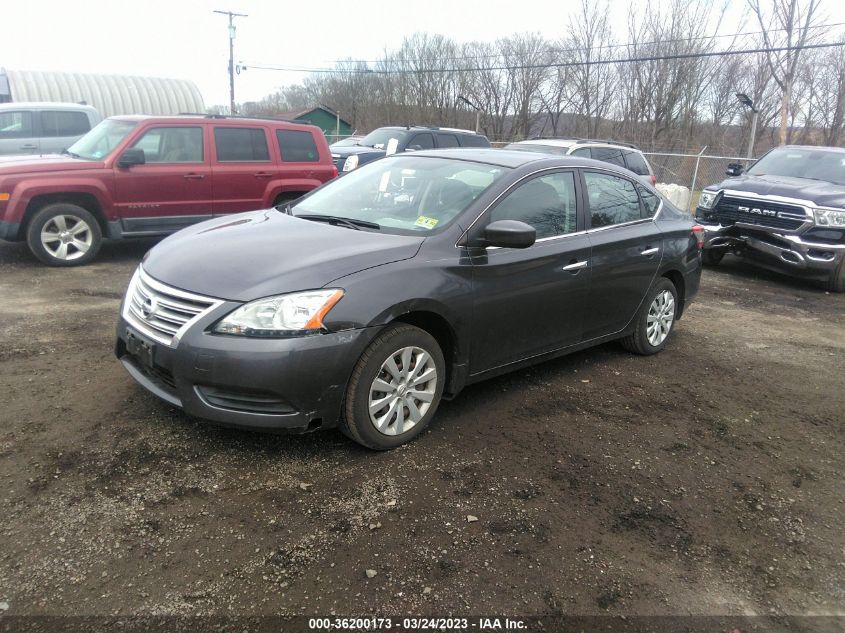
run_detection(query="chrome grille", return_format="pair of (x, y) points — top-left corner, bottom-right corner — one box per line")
(123, 268), (221, 346)
(709, 196), (809, 231)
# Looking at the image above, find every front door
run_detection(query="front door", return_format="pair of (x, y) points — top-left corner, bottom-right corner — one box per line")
(469, 170), (591, 373)
(113, 125), (212, 234)
(0, 110), (38, 155)
(581, 169), (663, 340)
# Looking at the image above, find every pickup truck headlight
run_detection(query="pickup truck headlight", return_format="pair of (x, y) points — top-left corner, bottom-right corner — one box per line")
(813, 208), (845, 228)
(342, 155), (359, 172)
(213, 289), (343, 337)
(698, 190), (718, 209)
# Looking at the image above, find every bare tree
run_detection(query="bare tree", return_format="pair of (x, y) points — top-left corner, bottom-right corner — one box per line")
(747, 0), (824, 145)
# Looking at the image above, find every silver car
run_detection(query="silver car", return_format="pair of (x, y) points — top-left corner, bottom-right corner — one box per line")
(0, 102), (101, 156)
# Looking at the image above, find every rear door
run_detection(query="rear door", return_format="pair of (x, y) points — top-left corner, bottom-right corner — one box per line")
(469, 169), (591, 373)
(39, 109), (92, 154)
(434, 133), (460, 149)
(212, 126), (273, 214)
(113, 124), (212, 233)
(275, 128), (331, 192)
(581, 169), (663, 340)
(0, 109), (38, 155)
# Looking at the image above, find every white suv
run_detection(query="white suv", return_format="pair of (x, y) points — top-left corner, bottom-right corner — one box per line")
(503, 138), (656, 186)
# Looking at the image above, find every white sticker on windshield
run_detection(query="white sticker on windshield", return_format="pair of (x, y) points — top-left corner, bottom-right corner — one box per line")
(378, 171), (391, 193)
(385, 138), (399, 155)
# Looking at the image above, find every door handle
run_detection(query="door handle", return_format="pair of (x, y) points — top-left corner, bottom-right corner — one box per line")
(20, 144), (37, 150)
(254, 172), (272, 179)
(640, 247), (659, 256)
(562, 260), (588, 272)
(183, 173), (205, 180)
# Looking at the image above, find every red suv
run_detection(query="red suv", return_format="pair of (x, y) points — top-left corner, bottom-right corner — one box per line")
(0, 115), (338, 265)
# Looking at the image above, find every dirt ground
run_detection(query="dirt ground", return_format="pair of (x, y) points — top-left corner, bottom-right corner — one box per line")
(0, 237), (843, 622)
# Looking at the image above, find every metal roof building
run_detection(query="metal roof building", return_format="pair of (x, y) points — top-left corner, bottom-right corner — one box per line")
(0, 69), (205, 117)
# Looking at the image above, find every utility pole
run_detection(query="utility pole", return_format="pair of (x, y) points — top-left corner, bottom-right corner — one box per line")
(736, 93), (759, 159)
(214, 10), (248, 114)
(458, 95), (481, 133)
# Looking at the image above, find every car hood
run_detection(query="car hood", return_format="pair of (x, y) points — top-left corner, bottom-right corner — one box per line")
(713, 174), (845, 208)
(142, 210), (424, 302)
(330, 145), (385, 159)
(0, 154), (105, 175)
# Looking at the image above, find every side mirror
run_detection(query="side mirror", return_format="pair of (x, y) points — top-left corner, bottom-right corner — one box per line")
(480, 220), (536, 249)
(118, 148), (146, 168)
(726, 162), (744, 177)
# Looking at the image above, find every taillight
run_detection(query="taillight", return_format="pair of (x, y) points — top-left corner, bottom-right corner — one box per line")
(691, 225), (705, 250)
(331, 165), (339, 179)
(650, 174), (657, 186)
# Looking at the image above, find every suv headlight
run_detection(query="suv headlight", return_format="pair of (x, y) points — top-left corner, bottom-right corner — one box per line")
(813, 208), (845, 228)
(213, 289), (344, 337)
(698, 190), (718, 209)
(342, 155), (359, 172)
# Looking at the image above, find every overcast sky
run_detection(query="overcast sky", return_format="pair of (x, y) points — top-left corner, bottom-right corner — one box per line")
(2, 0), (842, 109)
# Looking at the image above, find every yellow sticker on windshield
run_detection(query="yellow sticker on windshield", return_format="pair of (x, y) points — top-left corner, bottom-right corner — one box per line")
(414, 216), (439, 230)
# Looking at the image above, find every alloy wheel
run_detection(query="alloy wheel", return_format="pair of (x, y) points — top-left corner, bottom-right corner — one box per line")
(368, 346), (437, 436)
(40, 215), (93, 261)
(646, 289), (675, 346)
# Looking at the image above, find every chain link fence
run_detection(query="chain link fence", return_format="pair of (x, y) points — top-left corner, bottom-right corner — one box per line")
(644, 152), (756, 212)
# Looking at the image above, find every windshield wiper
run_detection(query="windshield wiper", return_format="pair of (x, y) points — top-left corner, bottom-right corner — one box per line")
(295, 214), (380, 231)
(61, 149), (82, 159)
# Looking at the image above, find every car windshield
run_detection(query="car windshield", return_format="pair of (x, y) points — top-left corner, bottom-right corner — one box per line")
(747, 147), (845, 186)
(358, 128), (405, 149)
(331, 137), (361, 148)
(67, 119), (137, 160)
(292, 155), (509, 235)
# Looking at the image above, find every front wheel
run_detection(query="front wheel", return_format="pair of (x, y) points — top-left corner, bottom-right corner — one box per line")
(26, 203), (102, 266)
(621, 278), (679, 355)
(828, 257), (845, 293)
(341, 324), (445, 450)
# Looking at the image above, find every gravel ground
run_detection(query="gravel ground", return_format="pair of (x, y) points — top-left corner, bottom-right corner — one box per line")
(0, 238), (843, 622)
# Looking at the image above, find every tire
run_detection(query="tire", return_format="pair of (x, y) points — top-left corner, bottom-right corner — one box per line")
(341, 324), (445, 450)
(26, 203), (102, 266)
(827, 257), (845, 293)
(702, 248), (724, 266)
(620, 278), (679, 356)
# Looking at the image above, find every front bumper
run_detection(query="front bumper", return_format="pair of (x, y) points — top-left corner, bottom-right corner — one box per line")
(115, 313), (380, 433)
(697, 221), (845, 279)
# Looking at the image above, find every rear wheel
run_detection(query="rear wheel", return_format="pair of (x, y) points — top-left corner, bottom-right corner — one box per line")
(827, 257), (845, 293)
(702, 248), (723, 266)
(621, 278), (678, 355)
(26, 203), (102, 266)
(341, 324), (445, 450)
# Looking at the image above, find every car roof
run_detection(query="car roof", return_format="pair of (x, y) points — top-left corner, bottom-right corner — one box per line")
(108, 114), (320, 129)
(403, 148), (641, 174)
(509, 138), (644, 152)
(374, 125), (483, 136)
(774, 144), (845, 154)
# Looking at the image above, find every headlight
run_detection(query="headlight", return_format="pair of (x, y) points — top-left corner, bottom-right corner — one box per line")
(813, 208), (845, 228)
(698, 190), (718, 209)
(342, 155), (359, 172)
(213, 289), (344, 337)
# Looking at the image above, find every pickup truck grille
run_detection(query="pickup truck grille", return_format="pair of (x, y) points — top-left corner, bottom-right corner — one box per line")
(710, 196), (808, 231)
(123, 268), (221, 346)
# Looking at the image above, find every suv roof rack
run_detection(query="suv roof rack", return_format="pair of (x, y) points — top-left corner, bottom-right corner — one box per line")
(526, 136), (640, 150)
(178, 113), (302, 124)
(408, 125), (479, 135)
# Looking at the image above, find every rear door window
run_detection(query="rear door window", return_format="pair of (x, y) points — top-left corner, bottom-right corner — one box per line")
(590, 147), (626, 167)
(214, 127), (270, 162)
(0, 111), (33, 139)
(624, 151), (651, 176)
(276, 129), (319, 162)
(435, 133), (460, 148)
(637, 185), (661, 218)
(570, 147), (592, 158)
(460, 134), (490, 148)
(40, 111), (91, 137)
(584, 171), (642, 228)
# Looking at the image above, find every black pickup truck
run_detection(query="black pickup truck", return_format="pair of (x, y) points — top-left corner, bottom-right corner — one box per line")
(695, 145), (845, 292)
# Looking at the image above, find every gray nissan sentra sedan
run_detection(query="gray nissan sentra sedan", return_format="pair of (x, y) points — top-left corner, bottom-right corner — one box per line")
(116, 149), (703, 450)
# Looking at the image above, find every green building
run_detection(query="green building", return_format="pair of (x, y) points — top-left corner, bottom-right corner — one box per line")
(276, 105), (353, 139)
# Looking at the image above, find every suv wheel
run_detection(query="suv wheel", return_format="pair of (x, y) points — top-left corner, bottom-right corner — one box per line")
(702, 248), (723, 266)
(26, 203), (102, 266)
(341, 324), (445, 450)
(621, 278), (678, 355)
(828, 257), (845, 293)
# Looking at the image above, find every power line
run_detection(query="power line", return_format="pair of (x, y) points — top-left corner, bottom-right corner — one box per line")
(240, 40), (845, 76)
(315, 21), (845, 66)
